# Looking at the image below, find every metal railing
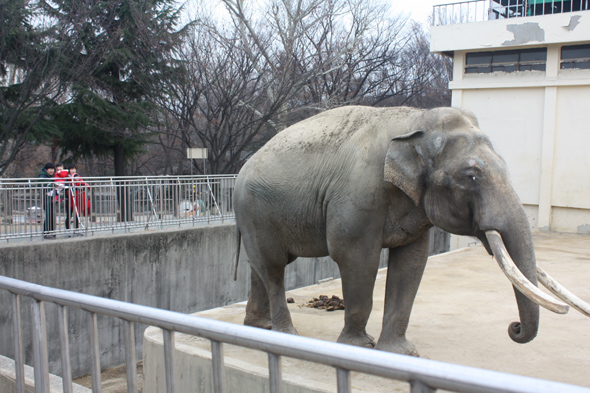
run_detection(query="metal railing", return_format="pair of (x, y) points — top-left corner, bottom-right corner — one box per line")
(432, 0), (590, 26)
(1, 275), (589, 393)
(0, 175), (237, 242)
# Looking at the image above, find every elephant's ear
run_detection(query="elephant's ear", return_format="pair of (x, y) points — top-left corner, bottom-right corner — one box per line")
(384, 131), (426, 207)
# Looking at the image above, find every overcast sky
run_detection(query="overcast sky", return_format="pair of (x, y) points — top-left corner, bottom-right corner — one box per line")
(399, 0), (455, 24)
(185, 0), (459, 27)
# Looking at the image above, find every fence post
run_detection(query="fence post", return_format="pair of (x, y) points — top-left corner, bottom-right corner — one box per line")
(31, 300), (50, 393)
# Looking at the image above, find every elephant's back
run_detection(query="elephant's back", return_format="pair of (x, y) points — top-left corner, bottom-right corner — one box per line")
(235, 106), (420, 210)
(261, 106), (417, 155)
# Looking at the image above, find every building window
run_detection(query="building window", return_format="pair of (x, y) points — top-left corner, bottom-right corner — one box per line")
(465, 48), (547, 74)
(561, 44), (590, 70)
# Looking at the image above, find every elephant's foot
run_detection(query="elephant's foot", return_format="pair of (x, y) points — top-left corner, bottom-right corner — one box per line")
(272, 324), (299, 335)
(245, 314), (300, 334)
(337, 329), (376, 348)
(244, 314), (272, 330)
(376, 337), (419, 357)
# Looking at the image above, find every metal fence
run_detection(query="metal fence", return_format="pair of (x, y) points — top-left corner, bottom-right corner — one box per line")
(0, 175), (237, 242)
(432, 0), (590, 26)
(1, 275), (589, 393)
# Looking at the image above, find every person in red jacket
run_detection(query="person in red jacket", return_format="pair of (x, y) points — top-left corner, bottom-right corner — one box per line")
(54, 163), (69, 203)
(65, 164), (90, 234)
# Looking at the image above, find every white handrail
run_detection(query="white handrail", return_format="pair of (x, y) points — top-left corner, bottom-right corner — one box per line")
(0, 275), (589, 393)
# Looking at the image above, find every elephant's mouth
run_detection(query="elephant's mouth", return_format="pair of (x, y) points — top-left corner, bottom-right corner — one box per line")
(485, 230), (590, 317)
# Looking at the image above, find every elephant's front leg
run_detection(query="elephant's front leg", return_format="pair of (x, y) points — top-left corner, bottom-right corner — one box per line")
(376, 231), (430, 356)
(335, 245), (382, 348)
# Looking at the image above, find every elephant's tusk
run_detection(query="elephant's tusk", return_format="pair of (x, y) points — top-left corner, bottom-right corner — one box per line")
(537, 266), (590, 318)
(485, 231), (569, 315)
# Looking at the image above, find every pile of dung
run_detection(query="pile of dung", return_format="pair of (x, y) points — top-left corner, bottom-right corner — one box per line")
(305, 295), (345, 311)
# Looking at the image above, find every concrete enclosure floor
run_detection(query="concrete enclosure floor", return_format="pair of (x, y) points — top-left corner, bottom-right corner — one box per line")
(143, 232), (590, 392)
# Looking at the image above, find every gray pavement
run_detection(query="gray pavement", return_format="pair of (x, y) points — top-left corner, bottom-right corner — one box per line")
(158, 231), (590, 392)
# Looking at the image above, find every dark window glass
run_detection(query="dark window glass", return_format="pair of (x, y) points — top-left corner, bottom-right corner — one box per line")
(560, 44), (590, 70)
(466, 52), (492, 65)
(561, 61), (590, 70)
(561, 44), (590, 60)
(493, 65), (518, 72)
(520, 48), (547, 62)
(493, 51), (519, 64)
(465, 47), (546, 74)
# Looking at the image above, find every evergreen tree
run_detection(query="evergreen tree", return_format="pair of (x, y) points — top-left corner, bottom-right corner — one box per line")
(44, 0), (188, 177)
(0, 0), (64, 174)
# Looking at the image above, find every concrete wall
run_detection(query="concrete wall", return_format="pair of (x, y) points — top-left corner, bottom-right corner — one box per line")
(431, 12), (590, 52)
(0, 224), (448, 378)
(0, 355), (90, 393)
(0, 224), (338, 377)
(431, 12), (590, 234)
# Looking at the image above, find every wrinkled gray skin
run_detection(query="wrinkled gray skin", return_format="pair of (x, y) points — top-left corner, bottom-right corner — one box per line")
(234, 106), (539, 355)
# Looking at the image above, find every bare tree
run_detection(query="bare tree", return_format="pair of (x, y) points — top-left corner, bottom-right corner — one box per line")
(155, 0), (417, 174)
(157, 20), (280, 174)
(393, 22), (453, 108)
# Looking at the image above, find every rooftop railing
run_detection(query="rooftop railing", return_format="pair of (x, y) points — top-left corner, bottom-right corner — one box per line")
(432, 0), (590, 26)
(0, 174), (237, 242)
(2, 274), (590, 393)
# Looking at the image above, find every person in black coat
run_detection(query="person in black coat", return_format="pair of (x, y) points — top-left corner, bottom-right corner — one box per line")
(38, 162), (56, 239)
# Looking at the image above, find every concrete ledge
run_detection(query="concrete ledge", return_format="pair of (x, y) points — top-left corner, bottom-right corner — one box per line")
(143, 232), (590, 392)
(0, 355), (90, 393)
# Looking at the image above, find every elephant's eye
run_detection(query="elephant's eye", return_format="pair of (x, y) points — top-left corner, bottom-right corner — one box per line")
(462, 173), (477, 186)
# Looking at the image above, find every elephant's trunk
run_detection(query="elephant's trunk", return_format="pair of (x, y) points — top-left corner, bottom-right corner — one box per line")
(485, 224), (541, 344)
(509, 288), (540, 343)
(485, 227), (590, 342)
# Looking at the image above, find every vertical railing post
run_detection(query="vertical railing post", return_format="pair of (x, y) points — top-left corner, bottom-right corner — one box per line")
(336, 368), (351, 393)
(211, 340), (225, 393)
(11, 293), (25, 393)
(124, 320), (138, 393)
(268, 353), (282, 393)
(159, 179), (164, 230)
(163, 329), (175, 393)
(31, 300), (50, 393)
(411, 380), (436, 393)
(88, 312), (102, 393)
(57, 305), (73, 393)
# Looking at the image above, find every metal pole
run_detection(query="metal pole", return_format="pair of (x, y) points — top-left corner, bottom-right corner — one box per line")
(88, 312), (102, 393)
(336, 368), (351, 393)
(57, 305), (73, 393)
(268, 353), (282, 393)
(163, 329), (175, 393)
(124, 320), (138, 393)
(211, 340), (225, 393)
(31, 300), (49, 393)
(11, 293), (25, 393)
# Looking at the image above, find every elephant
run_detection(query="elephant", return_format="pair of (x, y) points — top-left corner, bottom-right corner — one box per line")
(233, 105), (590, 356)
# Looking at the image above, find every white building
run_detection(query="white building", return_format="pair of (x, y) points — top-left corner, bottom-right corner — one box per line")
(430, 0), (590, 239)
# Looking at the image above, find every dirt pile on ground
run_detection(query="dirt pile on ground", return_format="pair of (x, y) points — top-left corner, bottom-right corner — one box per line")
(304, 295), (345, 311)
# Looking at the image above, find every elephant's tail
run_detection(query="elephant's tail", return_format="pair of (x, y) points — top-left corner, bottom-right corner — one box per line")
(233, 228), (241, 281)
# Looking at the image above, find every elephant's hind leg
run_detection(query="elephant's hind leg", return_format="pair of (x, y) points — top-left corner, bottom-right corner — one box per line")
(243, 246), (298, 335)
(244, 268), (272, 330)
